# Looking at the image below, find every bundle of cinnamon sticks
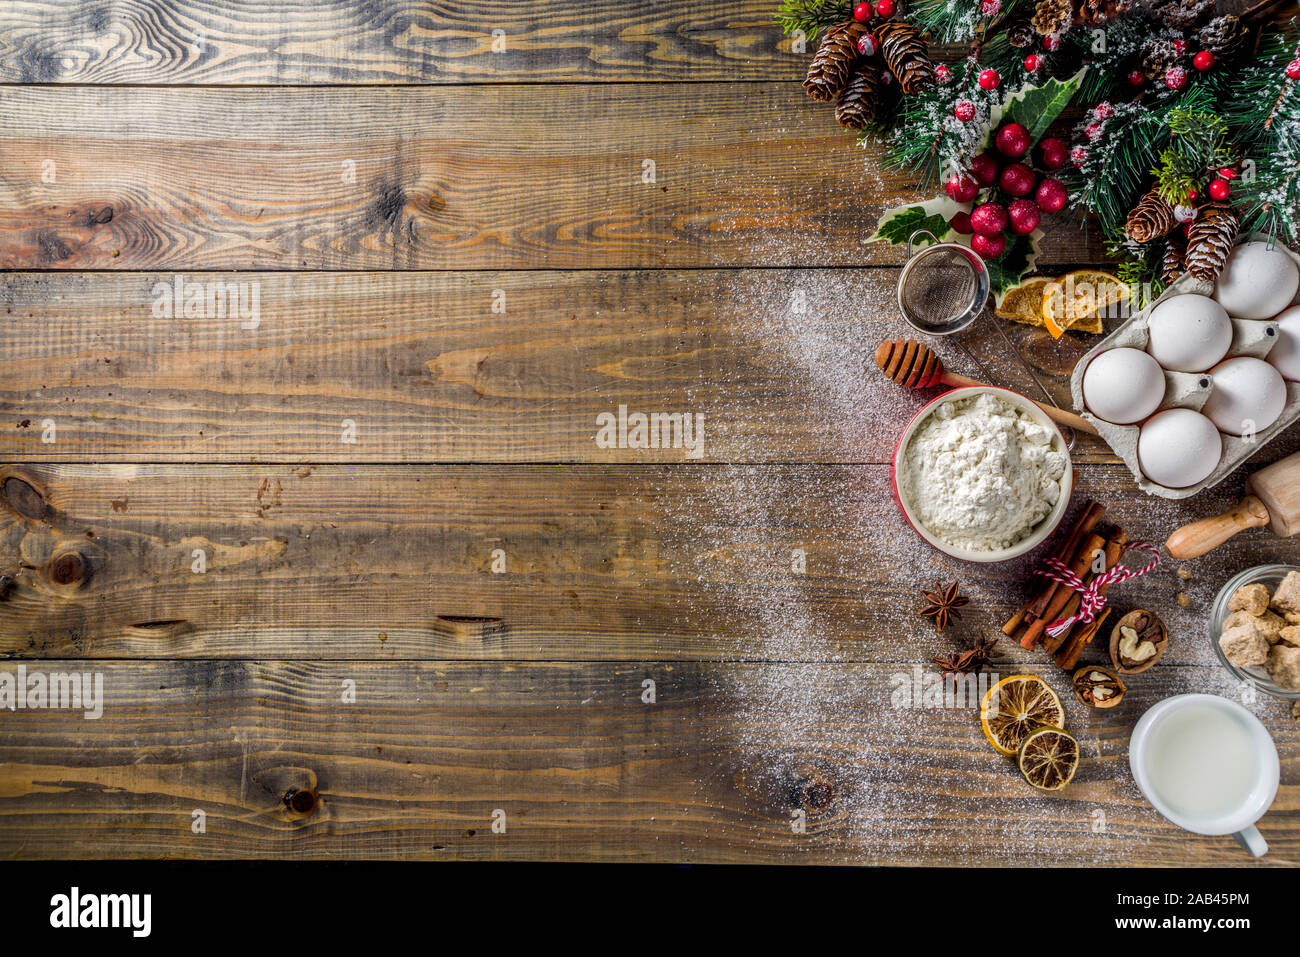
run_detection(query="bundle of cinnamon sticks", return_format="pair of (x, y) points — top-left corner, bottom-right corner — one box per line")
(1002, 500), (1129, 670)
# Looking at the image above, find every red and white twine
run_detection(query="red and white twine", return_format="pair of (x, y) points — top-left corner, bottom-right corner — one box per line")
(1034, 542), (1161, 639)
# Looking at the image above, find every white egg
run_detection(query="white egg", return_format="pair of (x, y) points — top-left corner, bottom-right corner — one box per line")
(1146, 294), (1232, 372)
(1213, 241), (1299, 319)
(1267, 305), (1300, 381)
(1081, 348), (1165, 424)
(1138, 408), (1222, 489)
(1202, 356), (1287, 435)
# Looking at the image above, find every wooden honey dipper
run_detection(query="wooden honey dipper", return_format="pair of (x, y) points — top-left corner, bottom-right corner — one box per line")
(875, 338), (1097, 436)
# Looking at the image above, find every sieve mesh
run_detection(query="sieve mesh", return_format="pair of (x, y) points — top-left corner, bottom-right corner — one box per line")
(898, 246), (981, 330)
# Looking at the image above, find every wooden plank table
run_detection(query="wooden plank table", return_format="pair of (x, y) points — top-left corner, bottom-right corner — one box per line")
(0, 0), (1296, 866)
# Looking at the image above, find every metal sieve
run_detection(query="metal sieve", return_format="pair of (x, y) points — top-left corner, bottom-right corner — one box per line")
(896, 230), (1075, 448)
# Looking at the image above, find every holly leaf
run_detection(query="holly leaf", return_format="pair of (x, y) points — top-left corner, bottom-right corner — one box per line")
(987, 68), (1086, 148)
(988, 229), (1043, 303)
(869, 196), (961, 246)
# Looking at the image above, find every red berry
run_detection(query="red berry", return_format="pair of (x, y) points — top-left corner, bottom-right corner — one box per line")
(1208, 177), (1231, 201)
(949, 211), (973, 235)
(857, 33), (878, 56)
(1287, 59), (1300, 80)
(1038, 137), (1069, 171)
(1172, 39), (1187, 56)
(1127, 69), (1145, 86)
(969, 152), (999, 187)
(853, 1), (874, 21)
(880, 69), (894, 85)
(1008, 198), (1041, 236)
(946, 173), (979, 203)
(970, 202), (1008, 237)
(970, 232), (1007, 259)
(1186, 189), (1199, 203)
(935, 63), (951, 83)
(978, 68), (1001, 91)
(995, 122), (1031, 158)
(981, 0), (1001, 16)
(1070, 146), (1089, 167)
(1042, 34), (1061, 51)
(1024, 54), (1041, 72)
(1092, 102), (1115, 121)
(875, 0), (895, 17)
(954, 99), (976, 121)
(1193, 50), (1215, 71)
(1165, 66), (1187, 90)
(1218, 167), (1239, 180)
(1035, 177), (1068, 214)
(1085, 122), (1103, 141)
(999, 163), (1036, 198)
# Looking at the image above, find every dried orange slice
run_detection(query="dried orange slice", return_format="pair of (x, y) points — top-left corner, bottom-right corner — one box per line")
(1042, 270), (1127, 338)
(980, 675), (1065, 756)
(995, 277), (1053, 328)
(1017, 726), (1080, 791)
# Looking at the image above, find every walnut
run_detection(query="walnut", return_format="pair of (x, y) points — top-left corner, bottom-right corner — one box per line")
(1109, 609), (1167, 674)
(1072, 666), (1126, 708)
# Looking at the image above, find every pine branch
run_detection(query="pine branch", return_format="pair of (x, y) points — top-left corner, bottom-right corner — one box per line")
(775, 0), (853, 41)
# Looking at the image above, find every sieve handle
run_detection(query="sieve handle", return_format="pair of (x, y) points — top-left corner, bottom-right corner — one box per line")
(905, 229), (939, 261)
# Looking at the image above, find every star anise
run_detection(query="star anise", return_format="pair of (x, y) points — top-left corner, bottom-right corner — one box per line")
(931, 636), (998, 680)
(917, 580), (969, 633)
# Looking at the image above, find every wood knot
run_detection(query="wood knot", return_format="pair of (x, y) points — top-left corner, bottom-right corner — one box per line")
(434, 614), (507, 646)
(3, 476), (47, 520)
(87, 206), (114, 225)
(284, 787), (318, 817)
(49, 551), (88, 587)
(788, 765), (836, 811)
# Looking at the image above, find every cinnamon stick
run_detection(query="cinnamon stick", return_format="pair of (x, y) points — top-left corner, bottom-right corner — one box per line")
(1054, 607), (1112, 670)
(1044, 528), (1128, 654)
(1028, 502), (1104, 612)
(1019, 531), (1106, 649)
(1002, 500), (1104, 636)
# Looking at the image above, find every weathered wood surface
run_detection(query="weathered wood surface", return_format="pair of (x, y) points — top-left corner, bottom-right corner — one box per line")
(0, 462), (1288, 662)
(0, 268), (1174, 464)
(0, 660), (1294, 864)
(0, 86), (1106, 271)
(0, 0), (805, 84)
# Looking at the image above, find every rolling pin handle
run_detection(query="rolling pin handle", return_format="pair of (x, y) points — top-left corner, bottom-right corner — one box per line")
(1165, 495), (1271, 560)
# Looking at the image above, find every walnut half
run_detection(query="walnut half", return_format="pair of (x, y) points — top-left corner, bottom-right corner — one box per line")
(1072, 665), (1127, 708)
(1109, 609), (1167, 674)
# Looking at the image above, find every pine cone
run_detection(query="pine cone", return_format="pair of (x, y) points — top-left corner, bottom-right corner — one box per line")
(1142, 39), (1179, 79)
(1198, 15), (1242, 57)
(1186, 201), (1239, 282)
(1075, 0), (1130, 26)
(836, 63), (880, 130)
(1126, 189), (1177, 243)
(1007, 20), (1036, 47)
(1147, 0), (1213, 29)
(1161, 240), (1186, 285)
(1031, 0), (1073, 35)
(876, 21), (934, 94)
(804, 20), (867, 101)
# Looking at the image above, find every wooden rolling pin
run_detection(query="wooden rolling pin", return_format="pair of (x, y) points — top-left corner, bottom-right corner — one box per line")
(874, 338), (1098, 436)
(1166, 450), (1300, 559)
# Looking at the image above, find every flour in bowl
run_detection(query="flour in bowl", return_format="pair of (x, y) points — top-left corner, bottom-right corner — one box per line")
(902, 392), (1067, 552)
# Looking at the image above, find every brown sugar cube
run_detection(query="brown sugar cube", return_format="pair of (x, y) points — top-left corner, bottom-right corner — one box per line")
(1266, 644), (1300, 691)
(1225, 609), (1287, 642)
(1229, 583), (1272, 617)
(1219, 624), (1271, 668)
(1279, 625), (1300, 649)
(1269, 571), (1300, 617)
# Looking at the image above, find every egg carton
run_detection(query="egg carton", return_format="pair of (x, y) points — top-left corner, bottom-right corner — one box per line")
(1069, 236), (1300, 499)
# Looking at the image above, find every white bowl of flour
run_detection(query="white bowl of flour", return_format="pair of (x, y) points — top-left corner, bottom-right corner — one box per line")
(892, 386), (1073, 562)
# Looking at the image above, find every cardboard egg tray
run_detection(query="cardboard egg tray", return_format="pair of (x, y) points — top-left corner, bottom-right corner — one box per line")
(1069, 236), (1300, 499)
